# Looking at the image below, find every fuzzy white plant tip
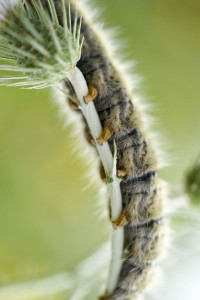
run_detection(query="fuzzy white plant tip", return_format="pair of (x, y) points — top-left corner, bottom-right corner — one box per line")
(0, 0), (83, 88)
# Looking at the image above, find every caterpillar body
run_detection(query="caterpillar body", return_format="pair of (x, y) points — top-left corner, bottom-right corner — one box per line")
(0, 0), (166, 299)
(56, 1), (166, 299)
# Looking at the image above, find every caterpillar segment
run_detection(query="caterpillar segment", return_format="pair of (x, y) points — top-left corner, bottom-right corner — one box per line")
(54, 0), (165, 299)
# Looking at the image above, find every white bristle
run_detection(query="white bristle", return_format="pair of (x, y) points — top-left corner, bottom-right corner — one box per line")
(0, 0), (20, 21)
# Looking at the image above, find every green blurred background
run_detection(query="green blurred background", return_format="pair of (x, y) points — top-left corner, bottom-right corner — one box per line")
(0, 0), (200, 299)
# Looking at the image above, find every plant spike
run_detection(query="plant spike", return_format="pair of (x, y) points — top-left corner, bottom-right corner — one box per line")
(47, 0), (59, 26)
(68, 2), (71, 33)
(61, 0), (68, 37)
(73, 8), (78, 41)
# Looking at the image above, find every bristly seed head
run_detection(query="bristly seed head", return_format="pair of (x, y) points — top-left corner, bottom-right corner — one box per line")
(0, 0), (83, 89)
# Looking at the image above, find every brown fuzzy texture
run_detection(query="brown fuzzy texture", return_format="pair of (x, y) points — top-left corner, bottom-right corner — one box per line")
(54, 1), (165, 299)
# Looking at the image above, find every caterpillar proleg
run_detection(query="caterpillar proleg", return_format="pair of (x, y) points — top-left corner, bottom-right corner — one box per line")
(57, 1), (166, 299)
(0, 0), (166, 299)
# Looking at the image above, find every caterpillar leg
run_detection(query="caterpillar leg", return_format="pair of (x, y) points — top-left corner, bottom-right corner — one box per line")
(69, 99), (79, 110)
(97, 127), (112, 145)
(99, 291), (114, 300)
(99, 296), (113, 300)
(117, 167), (127, 178)
(100, 165), (106, 183)
(113, 213), (128, 228)
(84, 129), (96, 146)
(84, 86), (98, 104)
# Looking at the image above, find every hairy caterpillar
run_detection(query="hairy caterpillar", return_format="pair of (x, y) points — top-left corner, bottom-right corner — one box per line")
(54, 1), (166, 299)
(0, 0), (166, 299)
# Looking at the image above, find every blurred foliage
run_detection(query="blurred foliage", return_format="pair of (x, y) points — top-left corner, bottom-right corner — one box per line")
(0, 0), (200, 299)
(185, 156), (200, 206)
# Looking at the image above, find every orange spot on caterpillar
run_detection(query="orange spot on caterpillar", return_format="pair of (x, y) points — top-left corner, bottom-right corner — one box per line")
(97, 127), (112, 145)
(117, 168), (127, 178)
(112, 213), (128, 229)
(84, 86), (98, 104)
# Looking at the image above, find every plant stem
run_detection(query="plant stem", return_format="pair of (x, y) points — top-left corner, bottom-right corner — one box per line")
(63, 66), (124, 294)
